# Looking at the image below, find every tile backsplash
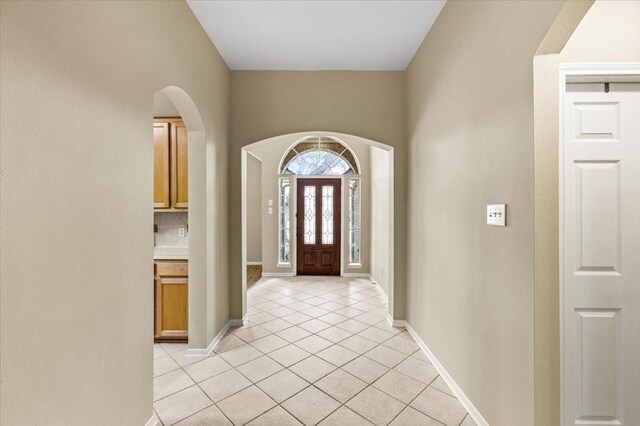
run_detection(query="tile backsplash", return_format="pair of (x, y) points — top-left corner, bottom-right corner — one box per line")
(154, 212), (188, 247)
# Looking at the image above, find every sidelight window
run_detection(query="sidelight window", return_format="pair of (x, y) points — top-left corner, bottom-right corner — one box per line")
(349, 178), (361, 264)
(278, 178), (290, 264)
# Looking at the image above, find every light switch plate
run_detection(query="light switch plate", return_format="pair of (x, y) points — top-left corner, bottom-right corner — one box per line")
(268, 207), (273, 215)
(487, 204), (507, 226)
(268, 199), (273, 206)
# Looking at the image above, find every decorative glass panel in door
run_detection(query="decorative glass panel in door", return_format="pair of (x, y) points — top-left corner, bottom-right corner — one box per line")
(322, 186), (334, 244)
(303, 186), (316, 244)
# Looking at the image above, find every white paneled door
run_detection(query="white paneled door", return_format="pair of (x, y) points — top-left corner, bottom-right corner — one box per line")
(563, 83), (640, 426)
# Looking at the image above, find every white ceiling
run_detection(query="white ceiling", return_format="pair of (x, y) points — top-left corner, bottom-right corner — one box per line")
(186, 0), (446, 71)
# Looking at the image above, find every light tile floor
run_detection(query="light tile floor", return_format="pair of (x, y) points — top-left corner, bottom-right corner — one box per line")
(153, 276), (477, 426)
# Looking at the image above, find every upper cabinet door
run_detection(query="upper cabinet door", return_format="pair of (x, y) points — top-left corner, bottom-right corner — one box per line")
(171, 121), (188, 209)
(153, 122), (170, 209)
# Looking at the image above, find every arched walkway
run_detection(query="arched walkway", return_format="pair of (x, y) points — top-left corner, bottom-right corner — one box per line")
(240, 131), (396, 324)
(155, 86), (216, 352)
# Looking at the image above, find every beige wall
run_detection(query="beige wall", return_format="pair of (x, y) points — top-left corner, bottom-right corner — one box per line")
(153, 90), (181, 117)
(532, 4), (594, 425)
(230, 71), (406, 319)
(247, 134), (371, 276)
(561, 0), (640, 63)
(405, 1), (565, 425)
(370, 146), (391, 296)
(248, 138), (293, 274)
(533, 53), (563, 426)
(246, 153), (262, 263)
(0, 2), (230, 425)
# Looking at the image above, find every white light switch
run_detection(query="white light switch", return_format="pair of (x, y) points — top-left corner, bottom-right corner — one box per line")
(487, 204), (507, 226)
(268, 207), (273, 215)
(268, 199), (273, 206)
(178, 227), (186, 237)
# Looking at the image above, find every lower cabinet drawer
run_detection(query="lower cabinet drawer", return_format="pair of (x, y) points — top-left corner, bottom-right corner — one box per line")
(154, 260), (188, 277)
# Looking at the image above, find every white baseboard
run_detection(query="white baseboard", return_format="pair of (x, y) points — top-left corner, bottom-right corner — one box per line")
(386, 313), (406, 328)
(145, 414), (160, 426)
(365, 274), (388, 299)
(404, 322), (489, 426)
(373, 282), (388, 299)
(343, 272), (372, 278)
(246, 261), (262, 266)
(362, 277), (401, 327)
(262, 272), (295, 277)
(185, 317), (245, 358)
(234, 313), (248, 326)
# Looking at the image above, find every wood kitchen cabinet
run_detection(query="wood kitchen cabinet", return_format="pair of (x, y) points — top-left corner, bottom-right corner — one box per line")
(171, 120), (189, 209)
(153, 122), (170, 209)
(154, 118), (188, 210)
(154, 260), (188, 342)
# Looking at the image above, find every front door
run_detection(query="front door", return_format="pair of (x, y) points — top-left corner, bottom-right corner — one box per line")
(296, 178), (341, 275)
(562, 82), (640, 425)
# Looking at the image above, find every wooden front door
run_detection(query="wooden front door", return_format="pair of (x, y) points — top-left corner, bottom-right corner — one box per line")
(296, 178), (341, 275)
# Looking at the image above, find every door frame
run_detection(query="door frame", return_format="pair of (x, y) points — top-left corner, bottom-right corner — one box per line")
(286, 174), (355, 278)
(558, 63), (640, 424)
(295, 177), (342, 276)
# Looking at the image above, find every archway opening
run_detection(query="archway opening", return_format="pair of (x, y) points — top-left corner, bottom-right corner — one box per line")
(151, 86), (213, 358)
(240, 132), (395, 325)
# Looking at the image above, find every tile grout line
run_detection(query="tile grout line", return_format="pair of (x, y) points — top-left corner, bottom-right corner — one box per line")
(155, 277), (374, 423)
(385, 374), (447, 426)
(154, 276), (470, 426)
(248, 277), (463, 425)
(237, 324), (413, 424)
(239, 280), (398, 424)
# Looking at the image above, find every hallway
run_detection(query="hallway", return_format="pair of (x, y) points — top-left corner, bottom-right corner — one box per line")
(153, 276), (475, 425)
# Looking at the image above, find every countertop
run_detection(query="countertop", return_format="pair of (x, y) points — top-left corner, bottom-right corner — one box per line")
(153, 246), (188, 260)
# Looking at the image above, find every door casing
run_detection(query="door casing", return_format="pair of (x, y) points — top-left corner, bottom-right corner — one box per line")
(296, 177), (342, 276)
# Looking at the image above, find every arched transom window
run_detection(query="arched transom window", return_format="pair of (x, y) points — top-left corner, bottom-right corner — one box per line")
(280, 137), (359, 175)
